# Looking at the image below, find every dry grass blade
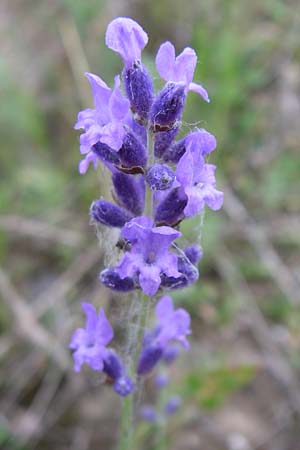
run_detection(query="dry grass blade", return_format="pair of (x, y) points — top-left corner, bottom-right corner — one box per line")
(223, 184), (300, 305)
(0, 268), (69, 370)
(0, 214), (84, 247)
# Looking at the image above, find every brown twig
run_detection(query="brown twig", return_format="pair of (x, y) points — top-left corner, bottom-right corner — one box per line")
(0, 268), (69, 370)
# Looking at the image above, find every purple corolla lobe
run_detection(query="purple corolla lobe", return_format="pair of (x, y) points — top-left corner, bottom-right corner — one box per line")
(155, 41), (209, 102)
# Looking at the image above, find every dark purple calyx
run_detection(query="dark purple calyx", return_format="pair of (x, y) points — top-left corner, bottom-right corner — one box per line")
(92, 141), (120, 165)
(161, 255), (199, 290)
(155, 187), (187, 226)
(112, 172), (145, 216)
(100, 268), (135, 292)
(146, 164), (175, 191)
(154, 126), (179, 159)
(137, 345), (163, 375)
(123, 61), (154, 124)
(90, 200), (132, 228)
(118, 131), (147, 171)
(114, 376), (135, 397)
(150, 82), (186, 132)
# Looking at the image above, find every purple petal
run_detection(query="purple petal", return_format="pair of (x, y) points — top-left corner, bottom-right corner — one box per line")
(189, 82), (210, 102)
(139, 264), (161, 296)
(74, 108), (96, 131)
(156, 42), (197, 85)
(116, 252), (141, 278)
(121, 216), (153, 242)
(155, 295), (174, 320)
(78, 152), (98, 174)
(81, 302), (98, 334)
(99, 121), (125, 150)
(79, 123), (103, 154)
(97, 308), (114, 345)
(159, 253), (181, 278)
(175, 47), (197, 84)
(109, 75), (130, 121)
(155, 41), (176, 81)
(202, 185), (224, 211)
(85, 72), (111, 116)
(185, 129), (216, 155)
(176, 149), (195, 187)
(69, 328), (85, 350)
(183, 186), (206, 217)
(105, 17), (148, 66)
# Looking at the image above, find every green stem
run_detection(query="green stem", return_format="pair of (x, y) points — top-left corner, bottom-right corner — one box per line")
(118, 293), (150, 450)
(118, 128), (155, 450)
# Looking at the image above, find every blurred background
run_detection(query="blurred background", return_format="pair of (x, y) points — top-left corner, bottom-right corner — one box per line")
(0, 0), (300, 449)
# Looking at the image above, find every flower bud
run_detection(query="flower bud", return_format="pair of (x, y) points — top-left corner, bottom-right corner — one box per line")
(163, 129), (217, 163)
(112, 172), (145, 215)
(154, 373), (169, 388)
(139, 405), (157, 423)
(123, 62), (154, 123)
(161, 255), (199, 290)
(164, 396), (181, 415)
(100, 269), (135, 292)
(162, 344), (180, 365)
(92, 141), (120, 165)
(146, 164), (175, 191)
(151, 82), (186, 132)
(155, 187), (187, 226)
(118, 131), (147, 170)
(178, 255), (199, 282)
(114, 376), (135, 397)
(184, 244), (203, 264)
(103, 349), (124, 379)
(90, 200), (132, 228)
(137, 345), (163, 375)
(154, 126), (179, 159)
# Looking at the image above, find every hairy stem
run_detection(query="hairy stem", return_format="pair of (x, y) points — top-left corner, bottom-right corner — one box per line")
(118, 128), (155, 450)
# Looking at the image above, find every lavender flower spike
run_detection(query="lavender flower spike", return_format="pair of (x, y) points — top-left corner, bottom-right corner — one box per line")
(75, 74), (130, 173)
(115, 217), (181, 296)
(155, 41), (209, 102)
(105, 17), (148, 68)
(176, 142), (224, 217)
(69, 302), (113, 372)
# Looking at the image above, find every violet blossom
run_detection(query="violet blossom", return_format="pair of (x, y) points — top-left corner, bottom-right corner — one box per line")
(176, 142), (224, 217)
(75, 73), (130, 174)
(113, 217), (181, 296)
(137, 296), (191, 374)
(155, 41), (209, 102)
(69, 302), (113, 372)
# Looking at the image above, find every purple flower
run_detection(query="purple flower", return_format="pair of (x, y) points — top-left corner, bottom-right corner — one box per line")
(176, 143), (223, 217)
(155, 41), (209, 102)
(164, 395), (182, 415)
(115, 217), (181, 296)
(163, 128), (216, 163)
(105, 17), (148, 67)
(137, 296), (191, 374)
(75, 73), (130, 173)
(69, 302), (113, 372)
(139, 405), (157, 423)
(155, 296), (191, 349)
